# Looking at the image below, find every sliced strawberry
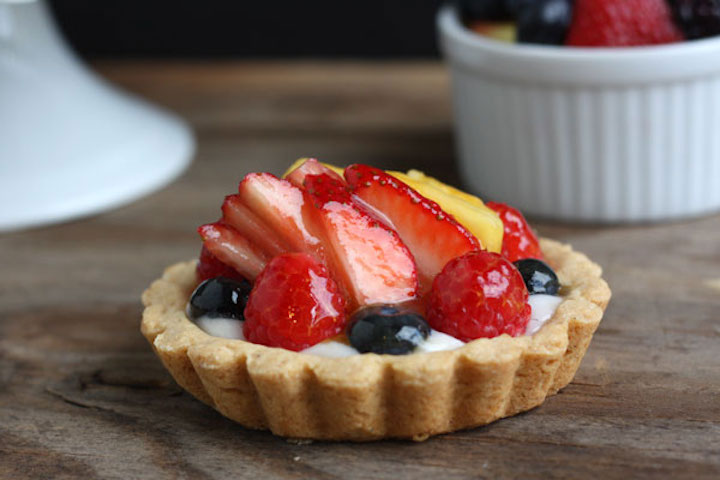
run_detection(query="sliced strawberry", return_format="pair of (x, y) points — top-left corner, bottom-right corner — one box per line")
(344, 164), (481, 292)
(196, 245), (248, 283)
(237, 173), (323, 257)
(221, 194), (288, 257)
(303, 173), (418, 308)
(198, 222), (268, 281)
(285, 158), (344, 189)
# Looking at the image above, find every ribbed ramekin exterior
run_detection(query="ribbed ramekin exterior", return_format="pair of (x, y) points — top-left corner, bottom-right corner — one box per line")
(439, 8), (720, 222)
(450, 72), (720, 221)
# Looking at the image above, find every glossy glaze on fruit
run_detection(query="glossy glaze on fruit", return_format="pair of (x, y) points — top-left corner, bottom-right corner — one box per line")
(187, 277), (252, 321)
(243, 253), (347, 351)
(190, 159), (565, 355)
(347, 305), (431, 355)
(514, 258), (561, 295)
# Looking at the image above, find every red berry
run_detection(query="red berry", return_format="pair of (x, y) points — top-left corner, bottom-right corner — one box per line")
(196, 245), (247, 283)
(566, 0), (683, 47)
(486, 202), (543, 263)
(243, 253), (347, 351)
(344, 164), (481, 293)
(303, 173), (419, 308)
(427, 251), (531, 341)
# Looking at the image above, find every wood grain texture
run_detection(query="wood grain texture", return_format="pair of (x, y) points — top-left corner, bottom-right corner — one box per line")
(1, 61), (719, 479)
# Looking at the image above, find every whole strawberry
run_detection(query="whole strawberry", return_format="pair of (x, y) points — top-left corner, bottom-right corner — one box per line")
(486, 202), (543, 262)
(243, 253), (347, 351)
(566, 0), (684, 47)
(427, 251), (531, 341)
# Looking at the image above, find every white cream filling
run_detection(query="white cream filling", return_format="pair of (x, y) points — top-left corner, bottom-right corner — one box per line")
(414, 329), (466, 353)
(526, 294), (564, 335)
(196, 316), (246, 341)
(193, 294), (562, 357)
(298, 328), (466, 357)
(299, 341), (358, 358)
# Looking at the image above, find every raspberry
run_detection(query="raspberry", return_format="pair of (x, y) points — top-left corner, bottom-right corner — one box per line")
(243, 253), (347, 351)
(427, 251), (531, 341)
(196, 245), (247, 283)
(566, 0), (684, 47)
(486, 202), (543, 262)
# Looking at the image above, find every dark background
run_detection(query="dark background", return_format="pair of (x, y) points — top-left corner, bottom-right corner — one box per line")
(49, 1), (445, 58)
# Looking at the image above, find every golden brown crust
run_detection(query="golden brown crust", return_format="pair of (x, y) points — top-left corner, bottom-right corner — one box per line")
(141, 238), (611, 441)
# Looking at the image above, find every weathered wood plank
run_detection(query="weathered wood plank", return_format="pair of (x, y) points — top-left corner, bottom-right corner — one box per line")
(1, 61), (719, 479)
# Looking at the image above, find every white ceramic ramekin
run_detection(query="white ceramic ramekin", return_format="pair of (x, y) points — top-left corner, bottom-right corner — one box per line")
(438, 5), (720, 222)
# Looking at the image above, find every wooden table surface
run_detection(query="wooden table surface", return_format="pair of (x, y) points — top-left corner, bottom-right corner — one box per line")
(2, 61), (719, 480)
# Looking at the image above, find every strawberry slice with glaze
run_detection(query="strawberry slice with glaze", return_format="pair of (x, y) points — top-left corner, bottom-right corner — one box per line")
(196, 245), (248, 282)
(221, 194), (289, 257)
(237, 173), (324, 258)
(285, 158), (344, 189)
(344, 164), (481, 292)
(303, 173), (418, 308)
(198, 222), (268, 281)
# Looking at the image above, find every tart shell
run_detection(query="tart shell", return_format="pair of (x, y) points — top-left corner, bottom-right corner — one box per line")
(141, 239), (611, 441)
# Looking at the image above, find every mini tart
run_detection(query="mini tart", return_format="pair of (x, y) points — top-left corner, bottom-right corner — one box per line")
(141, 238), (611, 441)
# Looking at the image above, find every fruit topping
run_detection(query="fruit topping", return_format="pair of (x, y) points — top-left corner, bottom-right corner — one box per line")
(468, 21), (517, 42)
(237, 173), (323, 256)
(198, 222), (268, 281)
(389, 169), (504, 254)
(187, 276), (252, 321)
(513, 258), (560, 295)
(303, 173), (419, 308)
(345, 164), (481, 291)
(486, 202), (543, 262)
(347, 305), (431, 355)
(286, 161), (504, 254)
(243, 253), (347, 351)
(284, 158), (345, 179)
(221, 194), (289, 258)
(427, 251), (531, 341)
(668, 0), (720, 40)
(516, 0), (573, 45)
(196, 245), (247, 283)
(285, 158), (344, 188)
(459, 0), (513, 21)
(566, 0), (683, 47)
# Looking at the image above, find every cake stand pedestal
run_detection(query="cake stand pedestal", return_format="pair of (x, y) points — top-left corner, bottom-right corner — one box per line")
(0, 0), (194, 231)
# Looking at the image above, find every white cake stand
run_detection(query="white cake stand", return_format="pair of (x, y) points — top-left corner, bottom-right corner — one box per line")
(0, 0), (194, 231)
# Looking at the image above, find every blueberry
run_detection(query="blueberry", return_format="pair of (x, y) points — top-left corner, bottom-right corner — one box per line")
(515, 0), (573, 45)
(348, 305), (430, 355)
(513, 259), (560, 295)
(668, 0), (720, 40)
(187, 277), (252, 321)
(458, 0), (514, 21)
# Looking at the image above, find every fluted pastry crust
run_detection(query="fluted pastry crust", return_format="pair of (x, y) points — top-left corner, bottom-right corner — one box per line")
(141, 238), (611, 441)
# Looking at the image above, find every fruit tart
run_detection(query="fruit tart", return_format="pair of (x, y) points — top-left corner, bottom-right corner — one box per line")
(141, 159), (611, 441)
